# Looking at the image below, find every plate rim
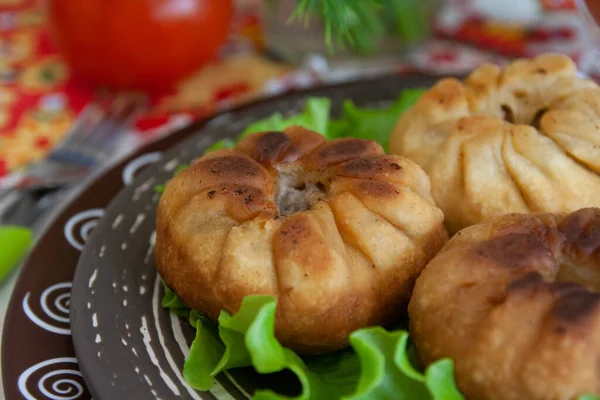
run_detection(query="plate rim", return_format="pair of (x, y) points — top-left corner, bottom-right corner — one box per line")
(3, 72), (440, 400)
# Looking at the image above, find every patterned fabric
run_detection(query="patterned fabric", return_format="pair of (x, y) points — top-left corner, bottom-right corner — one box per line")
(0, 0), (596, 181)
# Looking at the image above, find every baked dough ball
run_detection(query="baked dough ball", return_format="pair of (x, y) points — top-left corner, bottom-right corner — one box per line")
(409, 208), (600, 400)
(389, 53), (600, 234)
(155, 126), (448, 354)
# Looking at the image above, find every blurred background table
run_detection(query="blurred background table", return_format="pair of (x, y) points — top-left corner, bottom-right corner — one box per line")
(0, 0), (598, 184)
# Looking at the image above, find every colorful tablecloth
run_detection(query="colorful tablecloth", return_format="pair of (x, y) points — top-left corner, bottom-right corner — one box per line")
(0, 0), (597, 182)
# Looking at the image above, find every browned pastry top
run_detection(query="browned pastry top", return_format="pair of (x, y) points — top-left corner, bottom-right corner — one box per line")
(389, 53), (600, 234)
(155, 126), (448, 354)
(409, 208), (600, 400)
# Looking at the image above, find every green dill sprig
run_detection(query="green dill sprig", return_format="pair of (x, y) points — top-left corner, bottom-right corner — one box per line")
(289, 0), (430, 54)
(290, 0), (386, 51)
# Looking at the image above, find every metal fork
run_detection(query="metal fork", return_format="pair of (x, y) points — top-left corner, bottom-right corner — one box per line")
(0, 93), (148, 224)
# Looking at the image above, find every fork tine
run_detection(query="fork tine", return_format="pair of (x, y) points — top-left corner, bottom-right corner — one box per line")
(51, 93), (147, 162)
(53, 105), (97, 150)
(80, 103), (122, 149)
(54, 101), (112, 153)
(55, 91), (144, 151)
(60, 90), (114, 140)
(3, 93), (147, 192)
(82, 94), (146, 152)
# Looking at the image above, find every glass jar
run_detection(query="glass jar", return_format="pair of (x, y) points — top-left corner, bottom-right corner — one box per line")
(262, 0), (440, 69)
(575, 0), (600, 75)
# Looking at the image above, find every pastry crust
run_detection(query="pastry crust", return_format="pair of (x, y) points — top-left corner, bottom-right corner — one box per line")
(409, 208), (600, 400)
(155, 126), (448, 354)
(389, 53), (600, 234)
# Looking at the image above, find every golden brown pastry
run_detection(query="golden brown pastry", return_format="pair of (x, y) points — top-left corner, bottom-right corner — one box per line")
(155, 126), (448, 354)
(389, 53), (600, 234)
(409, 208), (600, 400)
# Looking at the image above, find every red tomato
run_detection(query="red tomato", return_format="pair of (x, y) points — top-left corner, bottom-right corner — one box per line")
(45, 0), (234, 91)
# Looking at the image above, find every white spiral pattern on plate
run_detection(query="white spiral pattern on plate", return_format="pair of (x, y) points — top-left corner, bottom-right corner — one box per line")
(147, 274), (203, 399)
(64, 209), (104, 251)
(18, 357), (85, 400)
(149, 272), (242, 400)
(122, 152), (163, 186)
(23, 282), (72, 335)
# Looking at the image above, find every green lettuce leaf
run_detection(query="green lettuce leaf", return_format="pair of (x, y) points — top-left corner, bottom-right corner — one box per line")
(241, 98), (332, 138)
(154, 163), (189, 194)
(329, 88), (425, 151)
(204, 138), (236, 154)
(0, 225), (33, 282)
(167, 291), (599, 400)
(184, 311), (225, 389)
(161, 281), (190, 317)
(154, 184), (167, 194)
(180, 295), (463, 400)
(160, 88), (425, 187)
(346, 328), (463, 400)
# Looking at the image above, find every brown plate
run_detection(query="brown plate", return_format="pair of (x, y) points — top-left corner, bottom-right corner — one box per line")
(1, 74), (439, 400)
